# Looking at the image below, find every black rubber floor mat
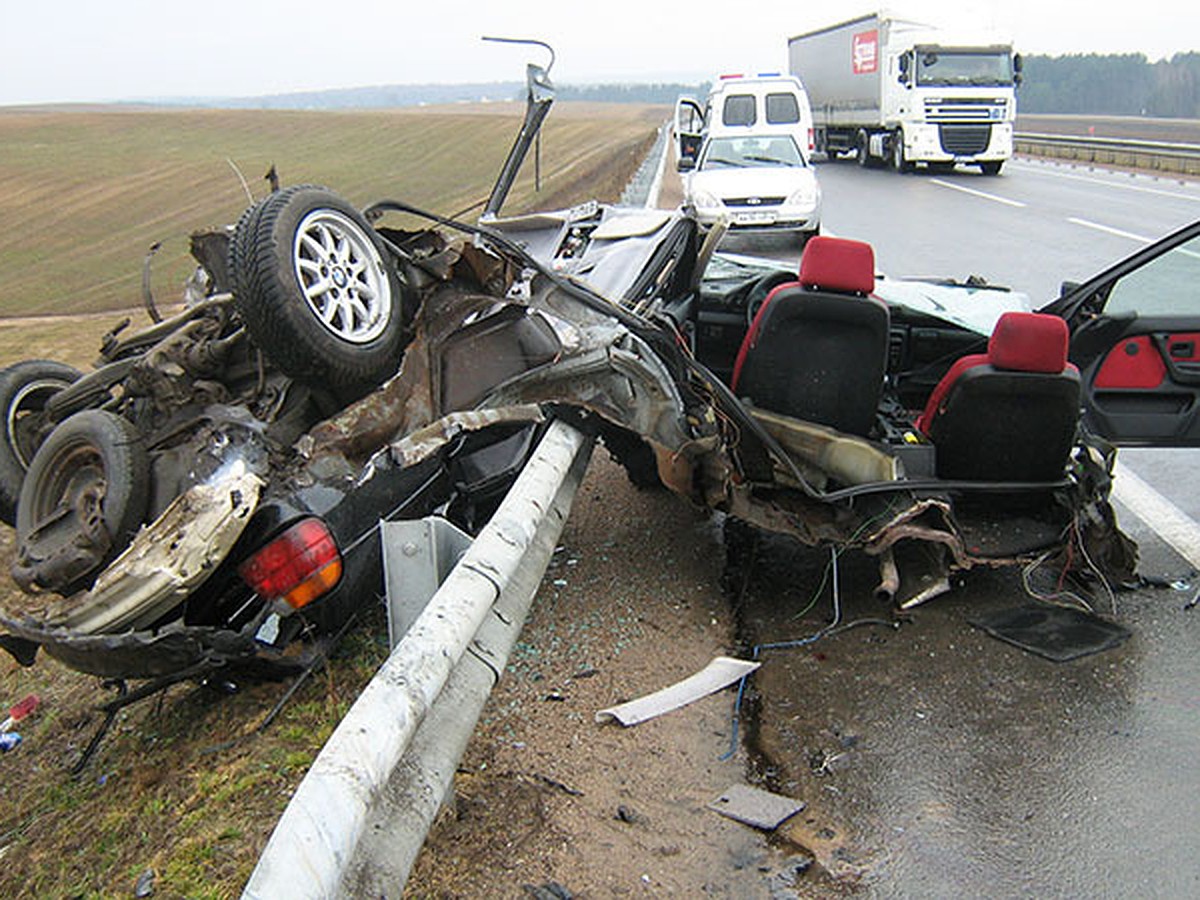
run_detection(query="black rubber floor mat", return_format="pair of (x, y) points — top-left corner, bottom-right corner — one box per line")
(968, 604), (1132, 661)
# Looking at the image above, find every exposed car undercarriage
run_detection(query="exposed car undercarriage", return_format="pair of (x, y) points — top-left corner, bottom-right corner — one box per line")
(0, 58), (1138, 684)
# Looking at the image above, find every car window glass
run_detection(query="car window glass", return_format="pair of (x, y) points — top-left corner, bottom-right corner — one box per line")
(722, 95), (756, 126)
(765, 93), (800, 124)
(700, 136), (804, 170)
(1104, 233), (1200, 317)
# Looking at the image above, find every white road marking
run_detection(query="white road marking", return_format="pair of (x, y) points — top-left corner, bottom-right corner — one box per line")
(1066, 217), (1153, 243)
(929, 178), (1027, 207)
(1066, 218), (1200, 260)
(1011, 159), (1200, 204)
(1112, 461), (1200, 571)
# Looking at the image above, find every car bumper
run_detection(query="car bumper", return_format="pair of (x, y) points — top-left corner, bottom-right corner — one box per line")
(694, 205), (820, 233)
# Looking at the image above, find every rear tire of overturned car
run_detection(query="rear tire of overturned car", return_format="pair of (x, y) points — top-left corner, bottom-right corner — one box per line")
(0, 360), (82, 526)
(16, 410), (150, 595)
(230, 185), (409, 390)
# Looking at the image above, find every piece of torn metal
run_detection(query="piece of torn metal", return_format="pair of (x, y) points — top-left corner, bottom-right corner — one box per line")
(595, 655), (759, 726)
(968, 604), (1132, 661)
(708, 784), (806, 830)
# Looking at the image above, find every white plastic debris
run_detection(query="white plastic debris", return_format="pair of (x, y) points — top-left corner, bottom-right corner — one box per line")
(595, 655), (759, 726)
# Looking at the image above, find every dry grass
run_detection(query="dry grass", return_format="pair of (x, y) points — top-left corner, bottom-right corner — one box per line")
(0, 102), (660, 898)
(0, 103), (665, 322)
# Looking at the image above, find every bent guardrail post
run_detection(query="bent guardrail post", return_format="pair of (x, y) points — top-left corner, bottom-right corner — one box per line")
(243, 419), (593, 899)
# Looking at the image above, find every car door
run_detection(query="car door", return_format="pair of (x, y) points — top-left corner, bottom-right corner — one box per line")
(1045, 220), (1200, 446)
(674, 97), (705, 165)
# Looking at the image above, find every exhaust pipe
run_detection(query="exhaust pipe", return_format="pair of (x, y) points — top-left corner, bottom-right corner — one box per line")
(874, 546), (899, 604)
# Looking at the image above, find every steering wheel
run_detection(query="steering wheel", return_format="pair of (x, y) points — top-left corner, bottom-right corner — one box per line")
(744, 271), (797, 329)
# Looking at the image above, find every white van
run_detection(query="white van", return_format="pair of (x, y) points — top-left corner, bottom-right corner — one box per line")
(674, 74), (821, 244)
(675, 74), (815, 162)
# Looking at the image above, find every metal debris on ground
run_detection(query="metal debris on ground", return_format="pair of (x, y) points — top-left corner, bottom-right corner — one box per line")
(0, 693), (38, 732)
(968, 603), (1132, 661)
(594, 656), (760, 726)
(708, 784), (806, 830)
(134, 869), (156, 898)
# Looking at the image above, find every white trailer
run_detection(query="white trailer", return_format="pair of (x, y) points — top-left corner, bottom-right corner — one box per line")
(788, 12), (1021, 174)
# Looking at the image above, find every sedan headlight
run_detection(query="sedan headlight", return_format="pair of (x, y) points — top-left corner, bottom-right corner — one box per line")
(689, 187), (722, 209)
(786, 182), (820, 206)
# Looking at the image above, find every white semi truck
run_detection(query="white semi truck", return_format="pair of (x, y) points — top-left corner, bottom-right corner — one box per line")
(787, 13), (1021, 174)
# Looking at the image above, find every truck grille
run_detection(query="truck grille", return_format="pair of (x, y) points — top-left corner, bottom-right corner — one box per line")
(924, 97), (1007, 123)
(939, 125), (992, 155)
(722, 197), (785, 208)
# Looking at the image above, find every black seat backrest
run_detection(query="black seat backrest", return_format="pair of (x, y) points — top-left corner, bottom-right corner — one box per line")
(917, 311), (1081, 481)
(731, 236), (888, 437)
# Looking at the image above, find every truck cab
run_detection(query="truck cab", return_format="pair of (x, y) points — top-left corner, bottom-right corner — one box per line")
(789, 14), (1020, 175)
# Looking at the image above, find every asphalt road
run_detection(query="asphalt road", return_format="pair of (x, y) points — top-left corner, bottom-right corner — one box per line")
(711, 157), (1200, 896)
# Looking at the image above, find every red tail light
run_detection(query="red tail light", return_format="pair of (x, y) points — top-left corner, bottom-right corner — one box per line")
(239, 518), (343, 611)
(808, 128), (815, 152)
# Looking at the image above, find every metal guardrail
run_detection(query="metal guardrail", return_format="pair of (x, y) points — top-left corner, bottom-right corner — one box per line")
(243, 420), (594, 898)
(620, 121), (670, 207)
(1015, 132), (1200, 176)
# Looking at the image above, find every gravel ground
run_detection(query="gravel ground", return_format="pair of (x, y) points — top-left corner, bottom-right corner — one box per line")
(404, 452), (848, 898)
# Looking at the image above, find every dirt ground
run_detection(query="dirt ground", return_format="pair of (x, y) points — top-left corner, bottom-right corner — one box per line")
(404, 452), (850, 899)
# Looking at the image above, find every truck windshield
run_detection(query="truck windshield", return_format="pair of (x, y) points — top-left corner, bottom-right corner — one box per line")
(700, 136), (805, 170)
(916, 50), (1013, 86)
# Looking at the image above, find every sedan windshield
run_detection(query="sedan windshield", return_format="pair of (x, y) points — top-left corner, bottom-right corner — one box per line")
(700, 136), (805, 170)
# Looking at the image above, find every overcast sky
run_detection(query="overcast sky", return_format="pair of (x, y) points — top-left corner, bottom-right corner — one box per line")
(0, 1), (1194, 105)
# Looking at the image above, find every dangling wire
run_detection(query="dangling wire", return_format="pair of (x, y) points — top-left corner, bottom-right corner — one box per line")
(720, 545), (895, 761)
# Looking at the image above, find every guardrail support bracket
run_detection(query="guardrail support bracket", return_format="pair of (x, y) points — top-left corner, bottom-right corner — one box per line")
(381, 517), (475, 649)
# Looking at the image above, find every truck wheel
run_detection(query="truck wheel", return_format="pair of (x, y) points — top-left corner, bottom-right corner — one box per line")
(230, 185), (412, 391)
(856, 131), (871, 167)
(15, 410), (150, 596)
(891, 134), (912, 173)
(980, 161), (1004, 176)
(0, 360), (82, 526)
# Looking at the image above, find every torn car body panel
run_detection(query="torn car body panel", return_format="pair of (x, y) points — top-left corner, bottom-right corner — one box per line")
(0, 51), (1153, 683)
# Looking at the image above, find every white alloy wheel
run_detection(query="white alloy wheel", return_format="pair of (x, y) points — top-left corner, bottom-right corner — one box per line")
(292, 208), (392, 344)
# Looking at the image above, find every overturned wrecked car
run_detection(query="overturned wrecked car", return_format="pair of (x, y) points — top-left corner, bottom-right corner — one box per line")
(1, 53), (1193, 687)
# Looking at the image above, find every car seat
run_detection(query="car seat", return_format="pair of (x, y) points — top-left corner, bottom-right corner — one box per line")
(731, 236), (889, 436)
(916, 311), (1081, 481)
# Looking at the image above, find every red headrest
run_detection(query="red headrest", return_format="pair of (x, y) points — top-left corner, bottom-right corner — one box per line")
(988, 312), (1069, 373)
(798, 236), (875, 295)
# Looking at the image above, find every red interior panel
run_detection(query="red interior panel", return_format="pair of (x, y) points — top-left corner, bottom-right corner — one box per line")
(1094, 336), (1165, 389)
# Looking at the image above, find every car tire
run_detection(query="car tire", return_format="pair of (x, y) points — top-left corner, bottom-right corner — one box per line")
(0, 360), (82, 526)
(16, 410), (150, 595)
(230, 185), (411, 390)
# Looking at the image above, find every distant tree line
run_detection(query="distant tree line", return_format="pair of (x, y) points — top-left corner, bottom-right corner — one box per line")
(555, 83), (708, 104)
(1021, 53), (1200, 117)
(179, 56), (1200, 119)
